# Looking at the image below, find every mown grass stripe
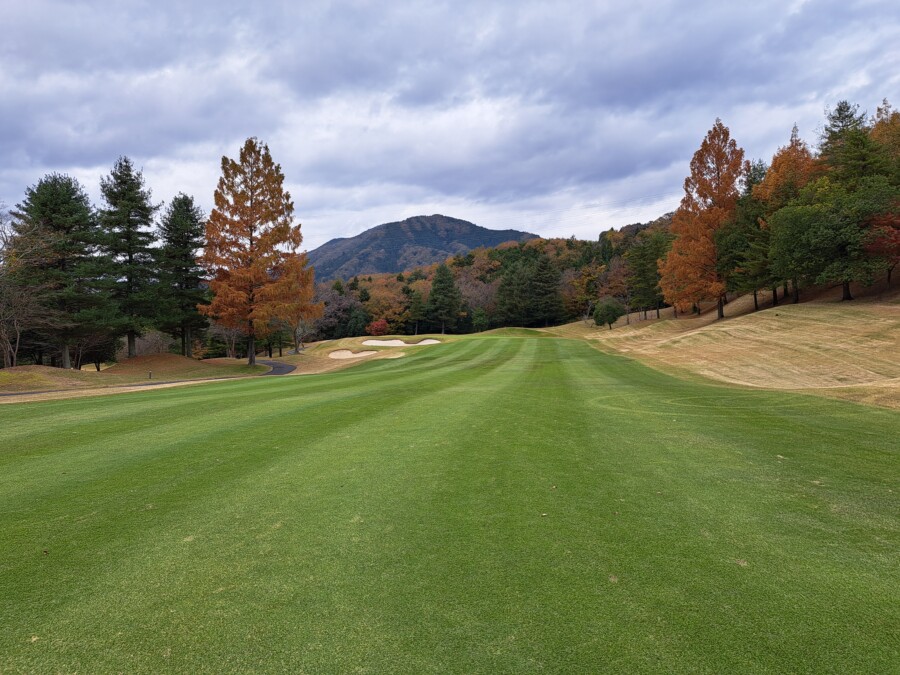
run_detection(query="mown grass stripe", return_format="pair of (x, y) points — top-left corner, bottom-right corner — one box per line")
(0, 336), (897, 673)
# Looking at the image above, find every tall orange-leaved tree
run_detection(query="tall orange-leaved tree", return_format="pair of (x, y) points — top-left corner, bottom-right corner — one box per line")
(659, 119), (746, 318)
(200, 138), (305, 365)
(753, 125), (817, 212)
(259, 252), (323, 352)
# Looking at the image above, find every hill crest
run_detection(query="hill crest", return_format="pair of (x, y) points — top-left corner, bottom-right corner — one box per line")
(308, 214), (537, 280)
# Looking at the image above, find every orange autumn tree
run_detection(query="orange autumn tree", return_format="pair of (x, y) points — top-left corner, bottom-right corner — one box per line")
(262, 252), (323, 352)
(200, 138), (307, 365)
(753, 125), (817, 212)
(659, 119), (746, 319)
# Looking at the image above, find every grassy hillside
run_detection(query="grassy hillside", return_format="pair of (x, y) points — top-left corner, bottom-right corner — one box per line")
(1, 335), (897, 672)
(553, 292), (900, 409)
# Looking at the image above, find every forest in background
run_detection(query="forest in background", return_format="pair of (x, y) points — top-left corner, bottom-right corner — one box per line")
(313, 99), (898, 338)
(1, 99), (897, 366)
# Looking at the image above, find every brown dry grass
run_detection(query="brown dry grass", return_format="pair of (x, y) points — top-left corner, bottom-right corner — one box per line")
(0, 354), (266, 399)
(550, 285), (900, 409)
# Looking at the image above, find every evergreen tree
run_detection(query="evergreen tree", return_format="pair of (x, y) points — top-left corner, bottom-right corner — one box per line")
(425, 263), (461, 333)
(156, 194), (206, 357)
(626, 227), (672, 318)
(407, 290), (425, 335)
(530, 255), (563, 326)
(11, 174), (106, 368)
(496, 262), (531, 326)
(472, 307), (489, 332)
(97, 157), (159, 358)
(715, 163), (769, 310)
(819, 101), (870, 182)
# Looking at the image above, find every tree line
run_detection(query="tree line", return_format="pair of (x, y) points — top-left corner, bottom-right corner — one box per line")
(2, 100), (896, 365)
(0, 138), (320, 368)
(659, 99), (898, 318)
(309, 98), (897, 336)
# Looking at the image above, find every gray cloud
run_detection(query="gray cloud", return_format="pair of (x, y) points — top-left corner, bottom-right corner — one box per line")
(1, 0), (897, 249)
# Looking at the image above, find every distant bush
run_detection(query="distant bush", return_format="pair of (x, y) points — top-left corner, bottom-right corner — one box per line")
(594, 297), (625, 329)
(366, 319), (390, 336)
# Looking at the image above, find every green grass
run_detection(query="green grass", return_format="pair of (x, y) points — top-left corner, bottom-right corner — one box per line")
(1, 336), (898, 672)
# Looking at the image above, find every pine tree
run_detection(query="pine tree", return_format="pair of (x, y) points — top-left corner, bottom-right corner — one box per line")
(530, 255), (563, 326)
(425, 263), (461, 334)
(11, 174), (107, 368)
(199, 138), (303, 366)
(97, 157), (159, 358)
(496, 262), (531, 326)
(407, 290), (425, 335)
(626, 227), (672, 318)
(156, 194), (207, 357)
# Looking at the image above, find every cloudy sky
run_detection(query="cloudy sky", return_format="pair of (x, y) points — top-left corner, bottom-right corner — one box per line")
(1, 1), (897, 250)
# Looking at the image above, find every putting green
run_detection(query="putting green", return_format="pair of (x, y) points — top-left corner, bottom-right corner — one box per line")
(1, 336), (897, 672)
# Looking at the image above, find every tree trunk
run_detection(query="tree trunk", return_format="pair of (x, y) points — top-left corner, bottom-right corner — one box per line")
(247, 324), (256, 366)
(716, 296), (724, 320)
(771, 286), (779, 307)
(94, 360), (102, 372)
(842, 280), (853, 301)
(181, 330), (187, 357)
(185, 326), (193, 358)
(783, 282), (789, 299)
(61, 342), (71, 369)
(127, 331), (136, 359)
(441, 320), (445, 335)
(278, 336), (282, 357)
(792, 279), (800, 304)
(888, 265), (894, 288)
(415, 321), (418, 336)
(753, 289), (758, 311)
(656, 302), (660, 319)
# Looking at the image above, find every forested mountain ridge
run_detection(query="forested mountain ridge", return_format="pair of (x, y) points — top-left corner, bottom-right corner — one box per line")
(307, 214), (537, 280)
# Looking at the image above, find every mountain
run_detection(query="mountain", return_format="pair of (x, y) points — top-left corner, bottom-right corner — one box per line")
(307, 214), (538, 281)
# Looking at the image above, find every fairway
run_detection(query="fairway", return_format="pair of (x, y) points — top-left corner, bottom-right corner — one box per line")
(1, 336), (898, 672)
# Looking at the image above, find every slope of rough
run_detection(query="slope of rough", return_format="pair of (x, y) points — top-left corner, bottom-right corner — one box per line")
(552, 292), (900, 408)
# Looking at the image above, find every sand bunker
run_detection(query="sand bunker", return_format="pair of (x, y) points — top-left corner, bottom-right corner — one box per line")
(362, 339), (440, 347)
(328, 350), (377, 360)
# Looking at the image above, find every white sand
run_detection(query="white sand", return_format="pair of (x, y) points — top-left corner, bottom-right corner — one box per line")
(328, 350), (377, 359)
(362, 339), (440, 347)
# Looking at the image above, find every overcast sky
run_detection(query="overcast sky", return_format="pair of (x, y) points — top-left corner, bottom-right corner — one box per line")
(1, 1), (897, 250)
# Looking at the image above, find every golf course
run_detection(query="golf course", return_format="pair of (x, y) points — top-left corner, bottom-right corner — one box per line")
(1, 333), (898, 672)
